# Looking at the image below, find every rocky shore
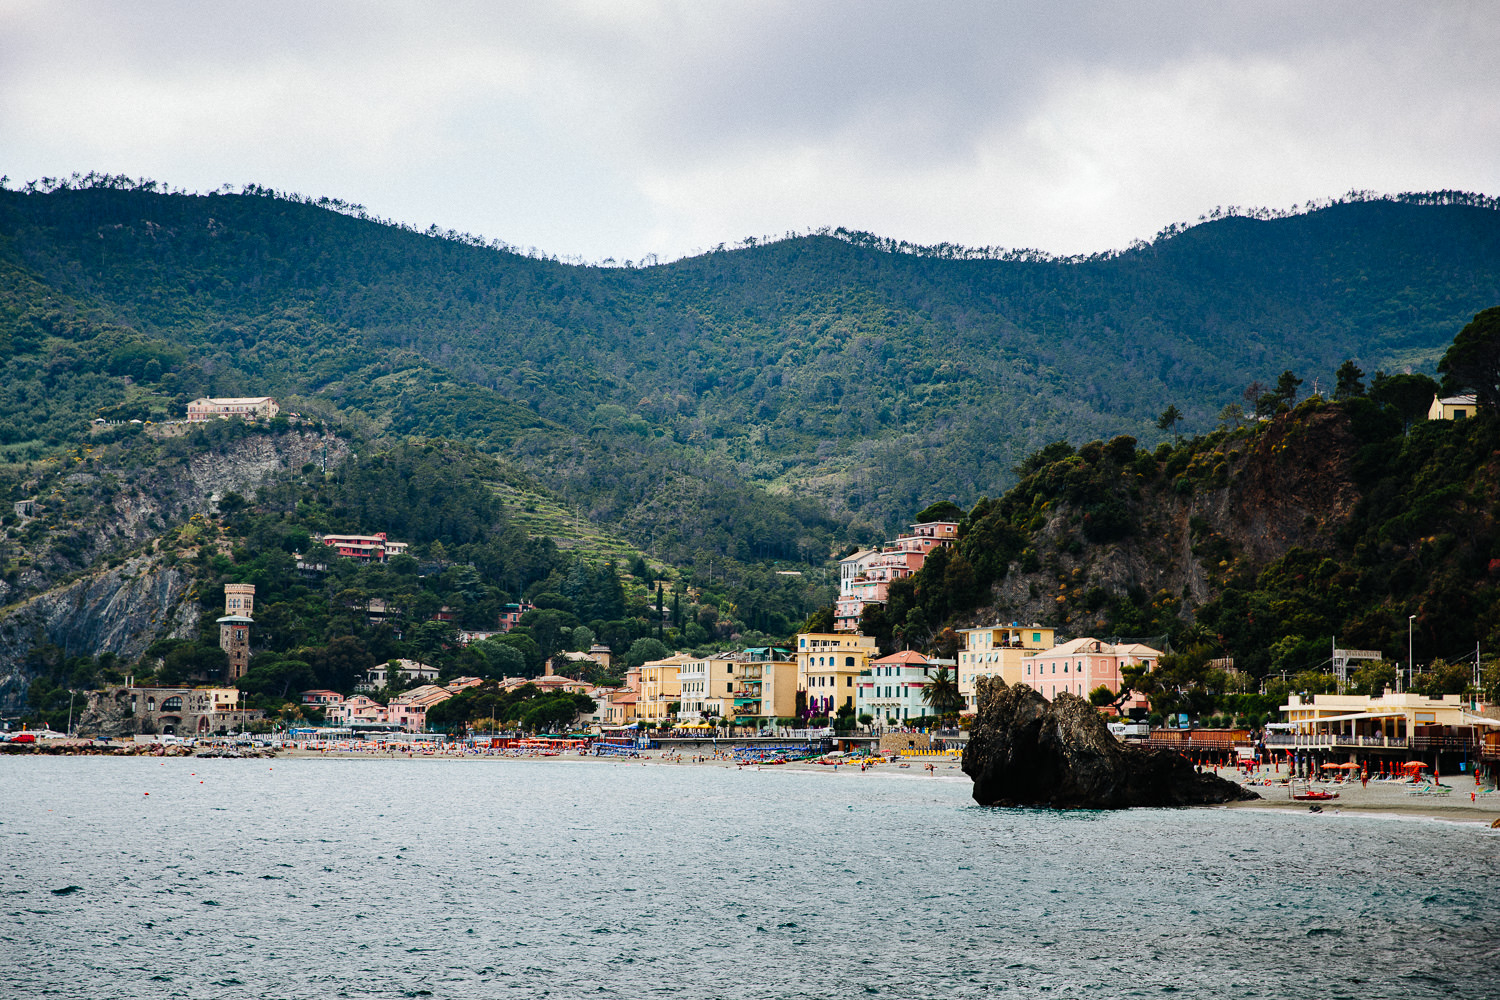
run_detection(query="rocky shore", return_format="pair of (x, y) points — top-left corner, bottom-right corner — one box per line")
(962, 677), (1258, 808)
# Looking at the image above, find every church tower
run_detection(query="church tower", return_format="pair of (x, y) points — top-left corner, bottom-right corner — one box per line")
(217, 584), (255, 682)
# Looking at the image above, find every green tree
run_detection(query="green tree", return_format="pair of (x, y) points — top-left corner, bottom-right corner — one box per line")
(1370, 371), (1440, 431)
(1334, 361), (1366, 400)
(1437, 306), (1500, 408)
(920, 665), (964, 721)
(1274, 370), (1303, 407)
(624, 637), (670, 667)
(1156, 404), (1183, 443)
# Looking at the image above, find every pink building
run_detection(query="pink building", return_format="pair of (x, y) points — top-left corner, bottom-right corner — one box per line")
(300, 689), (345, 707)
(834, 521), (957, 631)
(1022, 638), (1160, 713)
(387, 685), (453, 732)
(328, 694), (386, 726)
(318, 532), (409, 562)
(498, 601), (535, 632)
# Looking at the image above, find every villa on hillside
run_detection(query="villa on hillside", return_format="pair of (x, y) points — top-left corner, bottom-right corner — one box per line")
(317, 532), (410, 562)
(186, 396), (280, 421)
(1429, 393), (1478, 420)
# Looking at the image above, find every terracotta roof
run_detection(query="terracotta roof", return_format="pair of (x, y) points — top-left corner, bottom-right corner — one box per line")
(872, 649), (932, 665)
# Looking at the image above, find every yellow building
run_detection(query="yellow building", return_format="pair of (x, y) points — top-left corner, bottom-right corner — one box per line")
(1279, 692), (1484, 744)
(956, 623), (1055, 712)
(637, 653), (693, 723)
(1428, 394), (1478, 421)
(796, 632), (878, 716)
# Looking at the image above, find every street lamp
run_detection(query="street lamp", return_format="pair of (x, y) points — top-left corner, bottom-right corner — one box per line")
(1408, 615), (1416, 694)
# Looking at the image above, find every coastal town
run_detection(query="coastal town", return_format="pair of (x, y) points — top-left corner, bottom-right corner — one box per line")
(8, 398), (1497, 805)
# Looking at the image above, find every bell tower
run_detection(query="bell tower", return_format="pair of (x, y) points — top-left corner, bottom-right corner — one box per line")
(217, 584), (255, 682)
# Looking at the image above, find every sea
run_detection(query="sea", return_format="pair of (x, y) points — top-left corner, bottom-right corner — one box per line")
(3, 756), (1498, 999)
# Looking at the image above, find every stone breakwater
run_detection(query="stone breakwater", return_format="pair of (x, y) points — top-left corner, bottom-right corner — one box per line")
(962, 677), (1258, 809)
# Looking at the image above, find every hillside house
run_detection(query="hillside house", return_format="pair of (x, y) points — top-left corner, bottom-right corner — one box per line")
(1429, 394), (1478, 420)
(186, 396), (280, 421)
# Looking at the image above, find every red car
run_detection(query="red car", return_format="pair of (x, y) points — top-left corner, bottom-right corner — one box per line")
(6, 733), (36, 744)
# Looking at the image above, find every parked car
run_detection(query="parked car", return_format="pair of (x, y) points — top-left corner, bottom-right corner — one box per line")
(5, 732), (37, 744)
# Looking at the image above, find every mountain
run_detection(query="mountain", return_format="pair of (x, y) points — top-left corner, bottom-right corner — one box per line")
(3, 182), (1499, 553)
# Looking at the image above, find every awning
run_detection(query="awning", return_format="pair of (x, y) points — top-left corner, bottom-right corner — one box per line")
(1286, 710), (1411, 725)
(1461, 713), (1500, 727)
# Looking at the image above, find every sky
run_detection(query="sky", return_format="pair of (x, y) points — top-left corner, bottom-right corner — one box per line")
(2, 1), (1498, 263)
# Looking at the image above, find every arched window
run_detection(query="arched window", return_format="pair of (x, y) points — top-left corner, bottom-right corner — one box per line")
(161, 697), (182, 711)
(844, 656), (854, 667)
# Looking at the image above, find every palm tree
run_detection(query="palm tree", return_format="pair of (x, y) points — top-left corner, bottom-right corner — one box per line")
(922, 665), (964, 723)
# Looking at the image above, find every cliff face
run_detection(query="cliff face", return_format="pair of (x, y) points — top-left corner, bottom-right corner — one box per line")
(0, 430), (346, 609)
(0, 555), (198, 711)
(0, 430), (347, 711)
(962, 676), (1257, 808)
(976, 407), (1363, 631)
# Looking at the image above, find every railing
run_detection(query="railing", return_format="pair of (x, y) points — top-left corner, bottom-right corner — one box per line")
(1265, 733), (1408, 748)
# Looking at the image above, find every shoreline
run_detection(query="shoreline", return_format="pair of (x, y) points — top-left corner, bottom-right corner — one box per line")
(12, 743), (1499, 826)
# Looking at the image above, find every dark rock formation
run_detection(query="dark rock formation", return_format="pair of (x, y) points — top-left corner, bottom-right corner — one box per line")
(962, 677), (1258, 808)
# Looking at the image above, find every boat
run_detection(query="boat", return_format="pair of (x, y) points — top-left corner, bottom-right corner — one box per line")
(1290, 780), (1338, 801)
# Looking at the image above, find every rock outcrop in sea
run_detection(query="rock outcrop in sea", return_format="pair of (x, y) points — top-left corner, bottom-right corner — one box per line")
(962, 677), (1258, 808)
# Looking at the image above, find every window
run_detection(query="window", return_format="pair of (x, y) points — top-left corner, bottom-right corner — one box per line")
(1034, 633), (1042, 643)
(844, 656), (854, 667)
(846, 676), (852, 686)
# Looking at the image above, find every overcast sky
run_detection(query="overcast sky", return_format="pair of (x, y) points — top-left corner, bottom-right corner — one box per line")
(3, 1), (1497, 262)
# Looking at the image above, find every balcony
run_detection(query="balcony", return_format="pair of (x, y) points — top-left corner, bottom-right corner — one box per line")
(1264, 733), (1409, 749)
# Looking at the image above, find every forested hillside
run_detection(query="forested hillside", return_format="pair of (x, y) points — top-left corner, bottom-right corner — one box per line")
(867, 360), (1500, 723)
(3, 180), (1499, 551)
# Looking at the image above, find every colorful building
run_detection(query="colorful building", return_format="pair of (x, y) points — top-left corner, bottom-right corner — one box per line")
(856, 650), (955, 723)
(1023, 637), (1160, 711)
(387, 684), (454, 732)
(498, 601), (536, 631)
(956, 623), (1056, 712)
(638, 653), (694, 723)
(796, 632), (878, 716)
(834, 521), (959, 630)
(317, 532), (410, 562)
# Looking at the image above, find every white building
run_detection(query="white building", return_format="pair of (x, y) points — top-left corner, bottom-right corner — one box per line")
(855, 650), (955, 724)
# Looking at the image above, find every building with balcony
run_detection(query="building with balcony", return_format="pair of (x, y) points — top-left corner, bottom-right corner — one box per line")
(797, 632), (878, 716)
(387, 684), (454, 732)
(1275, 692), (1499, 752)
(638, 652), (694, 723)
(833, 521), (959, 630)
(317, 532), (410, 563)
(856, 650), (956, 724)
(956, 623), (1056, 711)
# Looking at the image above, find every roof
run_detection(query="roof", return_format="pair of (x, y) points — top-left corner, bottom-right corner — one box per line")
(215, 614), (254, 624)
(191, 396), (276, 405)
(872, 650), (932, 665)
(300, 689), (342, 698)
(1436, 394), (1478, 405)
(1032, 637), (1162, 658)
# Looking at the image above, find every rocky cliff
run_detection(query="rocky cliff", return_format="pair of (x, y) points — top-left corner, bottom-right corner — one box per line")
(0, 554), (198, 711)
(962, 676), (1258, 808)
(967, 406), (1364, 635)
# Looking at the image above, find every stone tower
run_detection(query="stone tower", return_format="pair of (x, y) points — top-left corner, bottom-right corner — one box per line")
(217, 584), (255, 682)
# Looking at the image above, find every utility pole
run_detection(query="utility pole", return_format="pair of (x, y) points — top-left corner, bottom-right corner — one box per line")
(66, 689), (76, 738)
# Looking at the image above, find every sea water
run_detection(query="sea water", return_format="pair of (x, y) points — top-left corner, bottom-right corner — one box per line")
(2, 756), (1498, 998)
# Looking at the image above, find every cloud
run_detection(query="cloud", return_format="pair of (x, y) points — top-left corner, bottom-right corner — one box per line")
(1, 1), (1497, 260)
